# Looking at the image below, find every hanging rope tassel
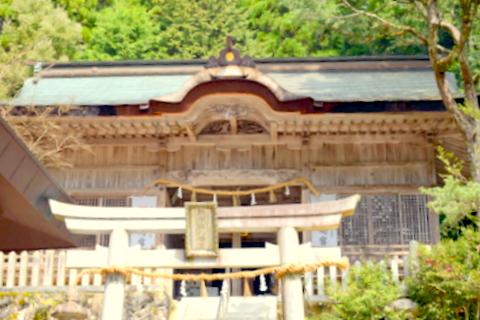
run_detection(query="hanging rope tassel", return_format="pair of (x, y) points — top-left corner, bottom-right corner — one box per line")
(284, 185), (290, 196)
(191, 191), (197, 202)
(269, 190), (277, 203)
(243, 278), (252, 297)
(259, 274), (268, 292)
(250, 193), (256, 206)
(177, 187), (183, 199)
(232, 195), (240, 207)
(180, 280), (187, 297)
(200, 280), (208, 298)
(213, 194), (217, 203)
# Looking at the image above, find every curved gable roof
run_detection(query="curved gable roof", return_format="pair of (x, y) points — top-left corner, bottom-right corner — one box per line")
(149, 66), (315, 113)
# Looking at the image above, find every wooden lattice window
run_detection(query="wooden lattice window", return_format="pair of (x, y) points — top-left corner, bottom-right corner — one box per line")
(73, 196), (131, 248)
(400, 195), (432, 244)
(103, 198), (128, 207)
(371, 195), (401, 245)
(75, 198), (98, 206)
(340, 195), (369, 245)
(339, 194), (437, 246)
(79, 235), (96, 247)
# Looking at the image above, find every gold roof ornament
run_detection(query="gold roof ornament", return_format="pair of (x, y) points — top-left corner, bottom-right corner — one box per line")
(205, 36), (256, 69)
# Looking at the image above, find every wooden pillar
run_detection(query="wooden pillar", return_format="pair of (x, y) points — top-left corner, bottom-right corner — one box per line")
(278, 226), (305, 320)
(101, 229), (128, 320)
(156, 186), (167, 247)
(301, 189), (311, 243)
(427, 196), (441, 244)
(231, 233), (242, 296)
(301, 135), (311, 243)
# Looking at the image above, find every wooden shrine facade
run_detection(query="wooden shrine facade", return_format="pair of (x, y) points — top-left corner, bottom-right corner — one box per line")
(10, 44), (466, 257)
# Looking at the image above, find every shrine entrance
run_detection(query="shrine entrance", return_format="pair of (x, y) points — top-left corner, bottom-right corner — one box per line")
(165, 184), (304, 299)
(49, 184), (360, 320)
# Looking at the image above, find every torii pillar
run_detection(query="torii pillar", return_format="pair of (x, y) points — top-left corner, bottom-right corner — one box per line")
(279, 226), (304, 318)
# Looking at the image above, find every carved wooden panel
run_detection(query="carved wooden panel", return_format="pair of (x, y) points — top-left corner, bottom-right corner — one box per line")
(199, 119), (266, 135)
(200, 120), (231, 135)
(237, 120), (266, 134)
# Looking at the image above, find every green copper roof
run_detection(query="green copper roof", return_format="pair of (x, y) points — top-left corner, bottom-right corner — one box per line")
(11, 61), (461, 106)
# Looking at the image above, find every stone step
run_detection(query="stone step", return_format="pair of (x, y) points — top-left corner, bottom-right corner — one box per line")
(175, 296), (277, 320)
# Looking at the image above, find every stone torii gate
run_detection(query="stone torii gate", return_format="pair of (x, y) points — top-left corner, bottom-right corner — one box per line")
(49, 195), (360, 320)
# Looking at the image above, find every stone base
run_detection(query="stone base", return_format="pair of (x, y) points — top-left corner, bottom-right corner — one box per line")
(0, 291), (170, 320)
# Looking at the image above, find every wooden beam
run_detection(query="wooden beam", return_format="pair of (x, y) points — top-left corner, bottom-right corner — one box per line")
(84, 133), (431, 148)
(311, 161), (428, 168)
(166, 169), (302, 186)
(65, 184), (428, 197)
(58, 166), (159, 172)
(67, 245), (280, 269)
(67, 189), (157, 197)
(85, 137), (162, 146)
(309, 134), (427, 146)
(65, 244), (341, 269)
(313, 184), (428, 194)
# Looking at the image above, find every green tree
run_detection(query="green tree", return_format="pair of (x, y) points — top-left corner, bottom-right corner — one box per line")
(322, 0), (480, 180)
(52, 0), (112, 43)
(0, 0), (82, 99)
(150, 0), (252, 59)
(282, 0), (430, 56)
(79, 0), (256, 60)
(79, 0), (164, 60)
(240, 0), (338, 57)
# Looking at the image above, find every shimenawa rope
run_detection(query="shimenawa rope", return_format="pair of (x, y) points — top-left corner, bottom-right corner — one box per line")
(72, 259), (348, 286)
(143, 178), (320, 197)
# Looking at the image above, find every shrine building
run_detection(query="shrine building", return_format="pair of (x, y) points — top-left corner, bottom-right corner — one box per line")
(10, 41), (466, 261)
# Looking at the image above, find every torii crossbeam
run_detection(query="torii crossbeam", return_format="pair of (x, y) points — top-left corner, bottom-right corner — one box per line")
(49, 194), (360, 320)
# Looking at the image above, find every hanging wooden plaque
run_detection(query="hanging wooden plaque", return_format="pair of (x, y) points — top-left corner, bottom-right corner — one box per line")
(185, 202), (219, 258)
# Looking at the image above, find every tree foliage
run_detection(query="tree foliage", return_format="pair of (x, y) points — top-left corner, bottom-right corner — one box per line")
(149, 0), (252, 59)
(0, 0), (82, 99)
(421, 147), (480, 236)
(314, 261), (407, 320)
(80, 0), (164, 60)
(408, 229), (480, 319)
(241, 0), (338, 57)
(313, 0), (480, 180)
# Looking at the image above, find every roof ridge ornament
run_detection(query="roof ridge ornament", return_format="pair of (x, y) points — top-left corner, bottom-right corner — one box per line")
(205, 36), (256, 69)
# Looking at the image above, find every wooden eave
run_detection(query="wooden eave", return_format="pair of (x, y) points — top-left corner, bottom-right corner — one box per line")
(0, 117), (83, 251)
(49, 111), (459, 141)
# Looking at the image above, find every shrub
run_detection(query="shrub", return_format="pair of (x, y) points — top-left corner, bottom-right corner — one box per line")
(407, 228), (480, 320)
(314, 261), (407, 320)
